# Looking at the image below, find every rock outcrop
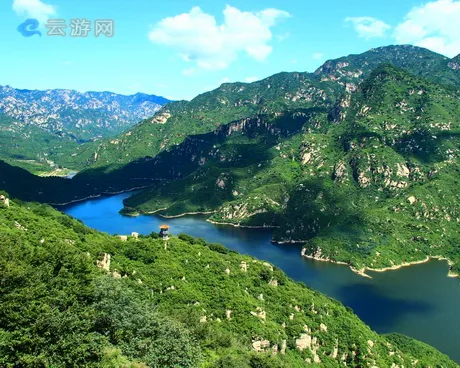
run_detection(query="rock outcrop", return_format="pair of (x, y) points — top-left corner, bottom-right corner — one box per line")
(97, 253), (111, 272)
(0, 195), (9, 208)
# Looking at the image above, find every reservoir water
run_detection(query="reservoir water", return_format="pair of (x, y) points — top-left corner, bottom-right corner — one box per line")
(62, 192), (460, 363)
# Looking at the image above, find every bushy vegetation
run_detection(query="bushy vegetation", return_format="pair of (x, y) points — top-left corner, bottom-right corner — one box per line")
(1, 56), (459, 278)
(1, 197), (457, 367)
(118, 65), (460, 277)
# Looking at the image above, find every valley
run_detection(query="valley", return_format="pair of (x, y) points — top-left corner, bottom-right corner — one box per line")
(1, 43), (459, 366)
(63, 192), (460, 364)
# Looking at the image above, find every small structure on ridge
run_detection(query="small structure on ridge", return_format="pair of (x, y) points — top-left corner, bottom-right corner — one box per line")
(160, 225), (170, 241)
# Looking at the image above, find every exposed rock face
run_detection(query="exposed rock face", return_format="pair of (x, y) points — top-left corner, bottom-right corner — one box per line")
(131, 232), (139, 239)
(0, 195), (9, 208)
(263, 262), (274, 271)
(240, 261), (248, 272)
(301, 152), (312, 165)
(251, 307), (266, 320)
(152, 112), (171, 124)
(295, 333), (312, 351)
(217, 197), (274, 222)
(330, 94), (351, 122)
(269, 279), (278, 287)
(118, 235), (128, 241)
(333, 161), (349, 183)
(295, 325), (322, 363)
(14, 221), (27, 231)
(252, 340), (270, 352)
(97, 253), (111, 272)
(396, 163), (410, 178)
(226, 310), (232, 320)
(448, 55), (460, 70)
(280, 340), (287, 355)
(216, 178), (226, 189)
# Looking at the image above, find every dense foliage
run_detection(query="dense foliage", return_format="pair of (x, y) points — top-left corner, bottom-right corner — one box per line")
(119, 65), (460, 277)
(0, 46), (459, 277)
(0, 195), (457, 367)
(67, 45), (460, 173)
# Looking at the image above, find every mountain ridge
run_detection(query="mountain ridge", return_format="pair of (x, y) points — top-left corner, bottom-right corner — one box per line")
(66, 45), (459, 172)
(0, 85), (171, 172)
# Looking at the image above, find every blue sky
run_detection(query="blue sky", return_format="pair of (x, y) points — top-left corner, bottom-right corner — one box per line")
(1, 0), (459, 100)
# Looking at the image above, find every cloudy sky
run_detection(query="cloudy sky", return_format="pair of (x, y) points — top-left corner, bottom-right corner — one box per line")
(2, 0), (459, 100)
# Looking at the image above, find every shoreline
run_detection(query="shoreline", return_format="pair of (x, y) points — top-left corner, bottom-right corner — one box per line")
(301, 250), (373, 279)
(276, 239), (308, 245)
(160, 211), (216, 219)
(58, 194), (459, 280)
(127, 207), (280, 229)
(51, 194), (102, 207)
(207, 219), (280, 229)
(364, 256), (458, 278)
(51, 186), (149, 207)
(301, 250), (458, 279)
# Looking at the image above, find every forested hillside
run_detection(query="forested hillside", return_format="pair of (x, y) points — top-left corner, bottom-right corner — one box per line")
(68, 45), (460, 172)
(0, 194), (457, 367)
(0, 47), (459, 278)
(118, 65), (460, 277)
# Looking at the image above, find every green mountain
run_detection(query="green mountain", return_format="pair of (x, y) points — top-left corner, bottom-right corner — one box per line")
(0, 46), (459, 277)
(69, 73), (342, 172)
(0, 113), (79, 174)
(118, 65), (460, 276)
(68, 45), (459, 173)
(313, 45), (460, 87)
(0, 194), (457, 367)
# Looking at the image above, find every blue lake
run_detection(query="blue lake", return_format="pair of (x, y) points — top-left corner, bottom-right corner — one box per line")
(62, 192), (460, 363)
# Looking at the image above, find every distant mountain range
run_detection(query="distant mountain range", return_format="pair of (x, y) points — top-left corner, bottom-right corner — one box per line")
(0, 86), (170, 141)
(0, 86), (170, 172)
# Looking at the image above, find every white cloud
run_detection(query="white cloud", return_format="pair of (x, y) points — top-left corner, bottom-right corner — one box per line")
(12, 0), (56, 23)
(346, 16), (391, 39)
(148, 5), (290, 70)
(277, 32), (290, 42)
(394, 0), (460, 57)
(245, 76), (259, 83)
(312, 52), (324, 60)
